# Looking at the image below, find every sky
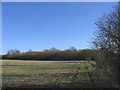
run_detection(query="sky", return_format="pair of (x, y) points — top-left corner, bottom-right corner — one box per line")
(2, 2), (117, 54)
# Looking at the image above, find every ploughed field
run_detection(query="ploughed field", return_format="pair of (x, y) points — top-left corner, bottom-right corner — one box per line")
(2, 60), (113, 88)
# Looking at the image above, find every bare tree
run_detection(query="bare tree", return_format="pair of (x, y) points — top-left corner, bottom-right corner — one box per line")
(7, 49), (21, 55)
(93, 5), (119, 53)
(49, 47), (60, 52)
(92, 5), (119, 88)
(69, 46), (76, 51)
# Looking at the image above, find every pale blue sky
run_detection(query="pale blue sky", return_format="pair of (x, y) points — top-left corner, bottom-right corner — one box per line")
(2, 2), (117, 54)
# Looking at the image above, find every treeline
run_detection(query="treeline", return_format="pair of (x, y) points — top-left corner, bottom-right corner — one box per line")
(2, 47), (95, 61)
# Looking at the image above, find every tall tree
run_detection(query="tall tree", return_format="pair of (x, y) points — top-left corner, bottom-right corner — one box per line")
(92, 5), (119, 88)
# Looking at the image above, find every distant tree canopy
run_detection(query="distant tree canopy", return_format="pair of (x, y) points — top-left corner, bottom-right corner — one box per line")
(2, 48), (95, 61)
(69, 46), (76, 51)
(92, 5), (119, 88)
(7, 49), (21, 56)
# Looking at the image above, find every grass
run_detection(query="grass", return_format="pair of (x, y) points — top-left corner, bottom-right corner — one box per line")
(2, 60), (114, 88)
